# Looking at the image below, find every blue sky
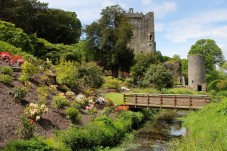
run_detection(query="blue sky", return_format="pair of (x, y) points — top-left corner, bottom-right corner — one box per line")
(39, 0), (227, 59)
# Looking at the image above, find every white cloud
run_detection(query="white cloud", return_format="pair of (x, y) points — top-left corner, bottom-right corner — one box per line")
(141, 1), (176, 18)
(164, 9), (227, 43)
(142, 0), (153, 5)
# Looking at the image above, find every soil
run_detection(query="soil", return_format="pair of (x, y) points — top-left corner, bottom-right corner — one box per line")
(0, 61), (99, 148)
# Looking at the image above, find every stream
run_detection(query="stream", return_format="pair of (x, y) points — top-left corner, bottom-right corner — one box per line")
(114, 112), (186, 151)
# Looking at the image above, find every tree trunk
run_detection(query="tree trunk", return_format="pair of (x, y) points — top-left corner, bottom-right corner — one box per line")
(111, 65), (118, 78)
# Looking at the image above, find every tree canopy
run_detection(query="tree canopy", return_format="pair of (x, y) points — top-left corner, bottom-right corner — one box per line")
(85, 5), (134, 77)
(0, 0), (81, 44)
(188, 39), (225, 73)
(142, 64), (174, 90)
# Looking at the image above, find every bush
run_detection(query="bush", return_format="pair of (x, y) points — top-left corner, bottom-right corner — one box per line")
(11, 86), (29, 101)
(58, 111), (145, 151)
(103, 76), (123, 92)
(1, 66), (13, 75)
(65, 107), (81, 124)
(17, 116), (35, 140)
(0, 74), (13, 84)
(76, 62), (104, 89)
(51, 96), (70, 110)
(36, 86), (49, 104)
(19, 62), (37, 82)
(24, 103), (48, 121)
(4, 138), (55, 151)
(55, 58), (78, 87)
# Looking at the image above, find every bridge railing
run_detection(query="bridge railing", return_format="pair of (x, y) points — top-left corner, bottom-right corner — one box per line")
(123, 93), (211, 110)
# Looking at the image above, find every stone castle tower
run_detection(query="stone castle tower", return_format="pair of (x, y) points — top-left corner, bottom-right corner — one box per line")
(188, 55), (206, 91)
(126, 8), (156, 55)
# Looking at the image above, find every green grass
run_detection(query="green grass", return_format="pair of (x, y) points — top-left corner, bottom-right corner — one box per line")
(169, 97), (227, 151)
(104, 92), (124, 105)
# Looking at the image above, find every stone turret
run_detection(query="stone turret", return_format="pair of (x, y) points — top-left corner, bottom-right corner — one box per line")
(126, 8), (156, 55)
(188, 55), (206, 91)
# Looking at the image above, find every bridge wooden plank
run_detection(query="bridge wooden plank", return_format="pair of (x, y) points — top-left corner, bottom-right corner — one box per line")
(123, 93), (210, 110)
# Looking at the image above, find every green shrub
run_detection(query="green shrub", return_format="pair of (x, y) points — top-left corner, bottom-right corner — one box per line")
(17, 116), (35, 140)
(0, 74), (13, 84)
(19, 62), (37, 81)
(55, 58), (78, 87)
(103, 76), (123, 92)
(51, 96), (70, 110)
(36, 86), (49, 104)
(4, 138), (55, 151)
(65, 107), (81, 124)
(76, 61), (104, 89)
(1, 66), (13, 75)
(57, 111), (145, 151)
(11, 86), (29, 101)
(45, 137), (71, 151)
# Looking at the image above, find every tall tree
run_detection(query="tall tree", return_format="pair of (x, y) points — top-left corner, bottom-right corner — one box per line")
(188, 39), (225, 73)
(0, 0), (81, 44)
(85, 5), (134, 77)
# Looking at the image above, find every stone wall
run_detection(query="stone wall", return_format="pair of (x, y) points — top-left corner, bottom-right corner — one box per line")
(125, 8), (156, 55)
(188, 55), (206, 91)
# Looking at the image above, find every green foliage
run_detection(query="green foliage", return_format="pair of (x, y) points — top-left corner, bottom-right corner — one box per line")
(51, 96), (70, 110)
(103, 76), (123, 91)
(17, 116), (35, 140)
(57, 111), (145, 150)
(130, 53), (157, 85)
(65, 107), (81, 124)
(19, 62), (37, 82)
(0, 40), (22, 54)
(170, 98), (227, 150)
(207, 79), (221, 91)
(36, 86), (49, 104)
(1, 66), (13, 75)
(77, 61), (104, 89)
(0, 74), (13, 84)
(45, 137), (71, 151)
(0, 20), (34, 53)
(188, 39), (225, 73)
(142, 64), (174, 90)
(85, 5), (134, 77)
(55, 58), (77, 87)
(216, 80), (227, 91)
(11, 86), (29, 101)
(4, 138), (55, 151)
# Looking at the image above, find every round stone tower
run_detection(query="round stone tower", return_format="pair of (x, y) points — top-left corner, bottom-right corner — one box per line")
(188, 55), (206, 91)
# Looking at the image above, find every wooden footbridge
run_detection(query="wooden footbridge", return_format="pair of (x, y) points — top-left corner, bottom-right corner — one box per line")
(123, 93), (211, 110)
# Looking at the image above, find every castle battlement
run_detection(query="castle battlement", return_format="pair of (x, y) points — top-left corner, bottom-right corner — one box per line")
(125, 8), (156, 55)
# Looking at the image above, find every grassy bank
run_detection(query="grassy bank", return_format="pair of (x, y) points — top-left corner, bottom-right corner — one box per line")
(169, 97), (227, 150)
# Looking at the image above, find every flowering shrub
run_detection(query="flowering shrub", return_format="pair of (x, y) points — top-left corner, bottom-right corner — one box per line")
(0, 52), (25, 66)
(17, 116), (35, 140)
(11, 86), (29, 101)
(0, 51), (11, 60)
(115, 105), (129, 112)
(24, 103), (48, 121)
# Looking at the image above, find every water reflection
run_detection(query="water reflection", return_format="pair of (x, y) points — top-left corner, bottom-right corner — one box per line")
(125, 119), (186, 151)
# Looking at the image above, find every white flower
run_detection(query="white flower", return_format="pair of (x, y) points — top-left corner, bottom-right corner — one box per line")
(36, 116), (41, 121)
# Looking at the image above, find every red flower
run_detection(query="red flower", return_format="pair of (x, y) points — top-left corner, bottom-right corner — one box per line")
(29, 119), (34, 123)
(0, 52), (11, 60)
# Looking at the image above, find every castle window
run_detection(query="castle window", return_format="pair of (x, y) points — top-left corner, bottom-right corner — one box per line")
(150, 35), (152, 40)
